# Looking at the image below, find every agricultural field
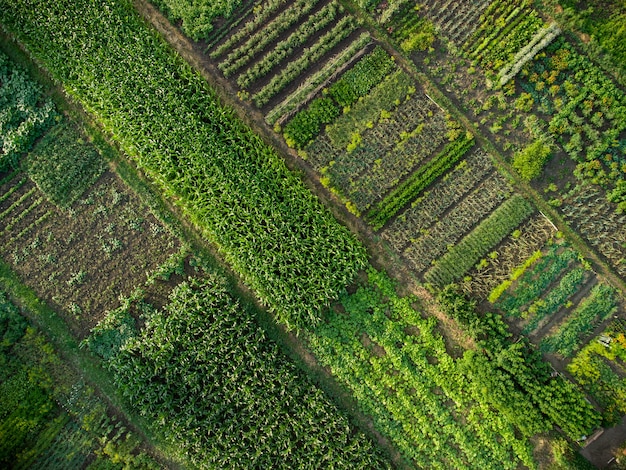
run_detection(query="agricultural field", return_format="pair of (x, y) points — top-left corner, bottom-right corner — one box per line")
(3, 0), (626, 468)
(0, 292), (161, 469)
(0, 120), (181, 337)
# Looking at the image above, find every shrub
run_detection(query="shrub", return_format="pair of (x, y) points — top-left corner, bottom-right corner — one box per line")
(513, 140), (552, 181)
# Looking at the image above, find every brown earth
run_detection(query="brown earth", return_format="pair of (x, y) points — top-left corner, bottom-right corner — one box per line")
(0, 171), (180, 338)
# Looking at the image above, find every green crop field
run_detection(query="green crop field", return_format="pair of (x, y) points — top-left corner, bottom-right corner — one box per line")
(1, 0), (625, 468)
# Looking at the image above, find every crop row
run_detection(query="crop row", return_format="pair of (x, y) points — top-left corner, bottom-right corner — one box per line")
(466, 0), (544, 70)
(266, 33), (371, 126)
(424, 195), (535, 286)
(309, 270), (538, 469)
(498, 22), (561, 86)
(561, 184), (626, 277)
(203, 0), (258, 51)
(252, 17), (358, 107)
(0, 292), (157, 469)
(209, 0), (289, 58)
(325, 68), (415, 149)
(568, 321), (626, 425)
(541, 284), (618, 357)
(282, 46), (397, 149)
(0, 0), (368, 331)
(382, 2), (436, 53)
(321, 95), (449, 213)
(218, 0), (322, 77)
(305, 90), (445, 204)
(0, 50), (57, 172)
(108, 277), (391, 468)
(368, 135), (475, 229)
(461, 215), (556, 299)
(382, 149), (494, 253)
(519, 37), (626, 200)
(438, 287), (600, 440)
(403, 172), (511, 274)
(495, 242), (579, 316)
(326, 45), (396, 107)
(521, 266), (588, 335)
(236, 3), (343, 89)
(24, 122), (106, 208)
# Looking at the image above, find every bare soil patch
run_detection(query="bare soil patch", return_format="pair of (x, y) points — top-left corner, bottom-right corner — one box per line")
(0, 171), (180, 338)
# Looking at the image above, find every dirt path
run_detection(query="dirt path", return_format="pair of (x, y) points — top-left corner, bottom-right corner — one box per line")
(581, 415), (626, 468)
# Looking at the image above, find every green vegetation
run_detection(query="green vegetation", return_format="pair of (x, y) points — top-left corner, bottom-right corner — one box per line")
(309, 270), (538, 469)
(488, 250), (543, 303)
(282, 46), (399, 150)
(24, 122), (106, 208)
(152, 0), (243, 40)
(384, 3), (436, 53)
(0, 51), (57, 172)
(283, 97), (340, 149)
(108, 277), (391, 469)
(552, 0), (626, 84)
(542, 284), (619, 357)
(521, 266), (586, 334)
(0, 292), (158, 469)
(236, 3), (342, 89)
(425, 195), (535, 286)
(512, 139), (553, 182)
(0, 0), (367, 331)
(253, 17), (357, 107)
(266, 32), (371, 126)
(495, 243), (578, 317)
(568, 321), (626, 425)
(218, 0), (321, 78)
(327, 46), (396, 107)
(326, 69), (415, 148)
(466, 0), (545, 70)
(437, 287), (600, 440)
(368, 135), (475, 230)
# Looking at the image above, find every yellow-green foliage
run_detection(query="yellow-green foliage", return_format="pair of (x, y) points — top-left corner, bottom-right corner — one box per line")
(513, 140), (552, 181)
(488, 250), (542, 303)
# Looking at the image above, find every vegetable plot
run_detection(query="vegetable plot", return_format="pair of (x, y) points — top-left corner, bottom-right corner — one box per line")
(0, 0), (368, 331)
(0, 51), (57, 172)
(110, 277), (391, 469)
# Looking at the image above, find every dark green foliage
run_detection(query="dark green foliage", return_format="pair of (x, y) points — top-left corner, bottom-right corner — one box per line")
(387, 3), (436, 52)
(0, 291), (27, 358)
(0, 0), (368, 331)
(0, 51), (57, 172)
(24, 122), (106, 208)
(368, 135), (474, 229)
(110, 277), (391, 469)
(521, 267), (587, 335)
(541, 284), (618, 357)
(437, 287), (600, 440)
(309, 270), (538, 468)
(0, 291), (160, 469)
(151, 0), (242, 40)
(82, 303), (137, 361)
(555, 0), (626, 83)
(495, 243), (577, 316)
(283, 97), (339, 149)
(327, 46), (396, 107)
(437, 285), (511, 351)
(512, 139), (552, 182)
(458, 350), (550, 438)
